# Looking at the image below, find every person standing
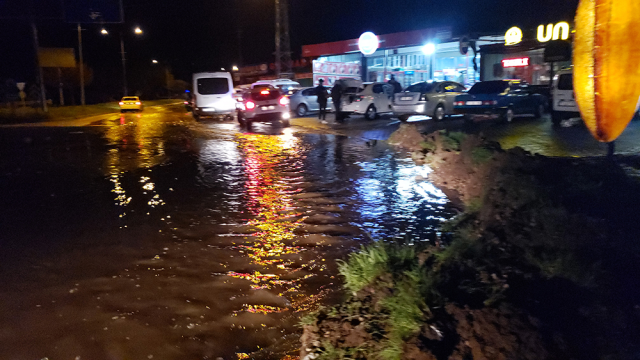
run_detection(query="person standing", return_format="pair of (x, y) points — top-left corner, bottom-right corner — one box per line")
(316, 79), (328, 120)
(388, 74), (403, 94)
(331, 81), (344, 123)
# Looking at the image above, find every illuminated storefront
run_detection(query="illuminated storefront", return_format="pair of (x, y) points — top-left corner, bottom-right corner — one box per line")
(480, 22), (573, 85)
(302, 28), (501, 88)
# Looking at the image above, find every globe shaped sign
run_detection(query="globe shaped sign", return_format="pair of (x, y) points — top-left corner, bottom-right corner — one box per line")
(358, 32), (379, 56)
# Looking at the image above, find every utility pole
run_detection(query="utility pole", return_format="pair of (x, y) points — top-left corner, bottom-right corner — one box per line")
(120, 31), (127, 96)
(31, 21), (47, 112)
(274, 0), (292, 78)
(77, 23), (86, 105)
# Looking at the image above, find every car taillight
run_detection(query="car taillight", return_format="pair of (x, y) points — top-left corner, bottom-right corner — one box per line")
(279, 97), (289, 106)
(135, 102), (141, 105)
(260, 90), (270, 95)
(354, 96), (364, 102)
(119, 102), (124, 105)
(454, 101), (461, 106)
(483, 100), (497, 105)
(246, 101), (256, 110)
(184, 101), (188, 104)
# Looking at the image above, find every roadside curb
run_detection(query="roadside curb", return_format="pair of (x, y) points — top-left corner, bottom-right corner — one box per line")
(0, 102), (183, 128)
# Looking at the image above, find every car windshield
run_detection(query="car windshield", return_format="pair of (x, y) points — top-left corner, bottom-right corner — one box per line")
(122, 97), (138, 101)
(197, 78), (229, 95)
(467, 81), (509, 94)
(405, 82), (437, 93)
(557, 73), (573, 90)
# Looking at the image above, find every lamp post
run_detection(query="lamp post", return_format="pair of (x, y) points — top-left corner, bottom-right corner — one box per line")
(103, 26), (143, 97)
(422, 43), (436, 80)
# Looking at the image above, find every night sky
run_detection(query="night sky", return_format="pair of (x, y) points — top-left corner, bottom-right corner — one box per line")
(0, 0), (579, 89)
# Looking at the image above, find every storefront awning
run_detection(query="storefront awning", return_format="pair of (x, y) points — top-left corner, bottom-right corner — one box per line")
(302, 27), (453, 58)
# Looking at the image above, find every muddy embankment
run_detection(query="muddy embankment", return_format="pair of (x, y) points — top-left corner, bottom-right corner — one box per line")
(299, 124), (640, 360)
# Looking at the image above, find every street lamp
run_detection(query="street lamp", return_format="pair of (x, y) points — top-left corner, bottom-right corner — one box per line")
(101, 28), (108, 35)
(116, 26), (144, 96)
(232, 65), (239, 72)
(152, 59), (158, 64)
(422, 43), (436, 80)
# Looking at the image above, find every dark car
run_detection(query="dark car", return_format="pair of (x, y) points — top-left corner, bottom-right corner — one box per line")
(454, 80), (547, 123)
(236, 85), (291, 128)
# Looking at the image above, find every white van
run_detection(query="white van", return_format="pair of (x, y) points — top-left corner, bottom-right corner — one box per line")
(551, 68), (580, 125)
(192, 72), (236, 120)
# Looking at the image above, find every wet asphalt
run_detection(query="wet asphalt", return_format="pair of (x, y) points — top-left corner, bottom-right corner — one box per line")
(0, 105), (638, 360)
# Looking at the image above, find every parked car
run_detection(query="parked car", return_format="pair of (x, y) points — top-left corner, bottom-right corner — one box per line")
(192, 72), (236, 121)
(236, 85), (291, 128)
(341, 82), (394, 120)
(551, 68), (580, 125)
(119, 96), (143, 112)
(289, 87), (334, 117)
(393, 81), (466, 121)
(454, 80), (547, 123)
(251, 79), (301, 95)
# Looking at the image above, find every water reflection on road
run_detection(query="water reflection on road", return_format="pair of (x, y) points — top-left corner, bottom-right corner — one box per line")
(0, 116), (452, 360)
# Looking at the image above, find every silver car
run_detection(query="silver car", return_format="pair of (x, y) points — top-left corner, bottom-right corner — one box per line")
(393, 81), (466, 121)
(289, 87), (333, 117)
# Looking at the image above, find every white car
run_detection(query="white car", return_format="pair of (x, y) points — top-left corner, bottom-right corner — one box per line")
(341, 82), (394, 120)
(551, 68), (580, 125)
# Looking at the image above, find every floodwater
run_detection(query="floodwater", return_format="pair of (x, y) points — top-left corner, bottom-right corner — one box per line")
(0, 112), (451, 360)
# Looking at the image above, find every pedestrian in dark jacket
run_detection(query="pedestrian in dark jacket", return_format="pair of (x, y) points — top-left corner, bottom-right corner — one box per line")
(388, 74), (403, 94)
(316, 79), (328, 120)
(331, 82), (344, 123)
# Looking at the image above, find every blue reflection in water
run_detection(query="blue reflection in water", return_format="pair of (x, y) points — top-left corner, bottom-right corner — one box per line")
(354, 155), (450, 242)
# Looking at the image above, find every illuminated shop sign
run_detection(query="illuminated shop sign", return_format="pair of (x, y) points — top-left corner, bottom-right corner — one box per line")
(537, 22), (570, 42)
(505, 27), (523, 46)
(502, 57), (530, 67)
(358, 32), (379, 56)
(505, 22), (571, 45)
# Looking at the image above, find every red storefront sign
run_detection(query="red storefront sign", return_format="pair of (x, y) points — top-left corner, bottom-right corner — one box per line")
(502, 57), (530, 67)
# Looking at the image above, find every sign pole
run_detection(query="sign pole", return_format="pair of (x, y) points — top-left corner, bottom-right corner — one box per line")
(77, 23), (86, 106)
(31, 21), (47, 112)
(58, 67), (64, 106)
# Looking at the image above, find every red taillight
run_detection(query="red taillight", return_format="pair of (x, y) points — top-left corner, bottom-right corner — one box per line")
(246, 101), (256, 110)
(279, 96), (289, 106)
(135, 101), (141, 105)
(184, 101), (188, 104)
(119, 102), (124, 105)
(354, 96), (364, 102)
(260, 90), (270, 95)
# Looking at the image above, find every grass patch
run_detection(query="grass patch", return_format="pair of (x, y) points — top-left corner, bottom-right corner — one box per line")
(338, 245), (390, 294)
(471, 146), (494, 165)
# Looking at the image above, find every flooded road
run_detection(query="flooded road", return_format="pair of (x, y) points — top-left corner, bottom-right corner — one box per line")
(0, 108), (451, 360)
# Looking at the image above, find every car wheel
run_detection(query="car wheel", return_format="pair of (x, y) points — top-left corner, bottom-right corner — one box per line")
(224, 114), (234, 122)
(535, 104), (545, 118)
(502, 107), (515, 123)
(364, 105), (377, 120)
(551, 111), (563, 126)
(193, 112), (200, 121)
(296, 104), (308, 117)
(398, 114), (409, 122)
(245, 120), (253, 130)
(281, 119), (291, 127)
(434, 104), (446, 121)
